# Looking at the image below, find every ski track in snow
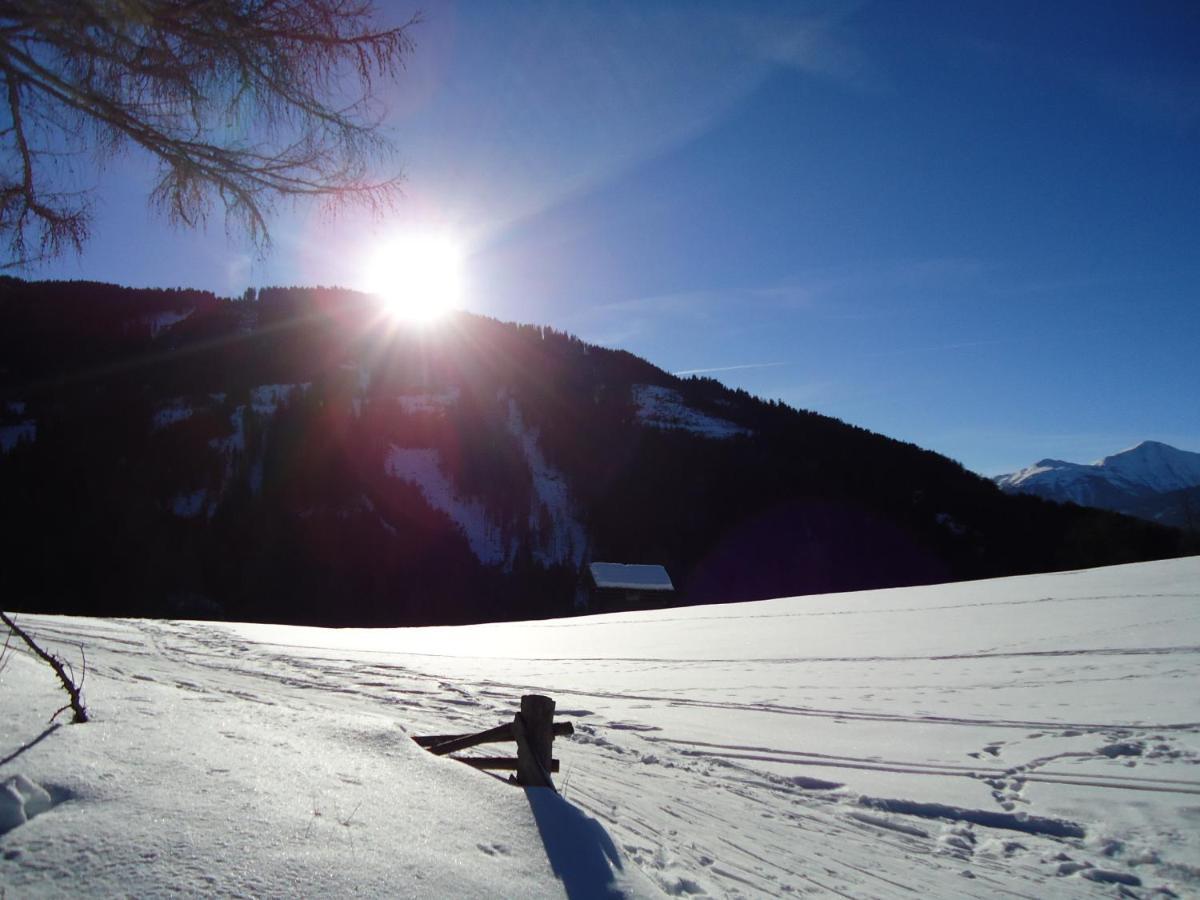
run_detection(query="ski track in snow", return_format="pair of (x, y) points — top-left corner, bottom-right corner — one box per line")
(3, 557), (1199, 897)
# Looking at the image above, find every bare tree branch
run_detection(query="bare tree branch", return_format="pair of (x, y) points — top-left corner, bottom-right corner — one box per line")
(0, 0), (420, 266)
(0, 610), (89, 723)
(0, 617), (13, 677)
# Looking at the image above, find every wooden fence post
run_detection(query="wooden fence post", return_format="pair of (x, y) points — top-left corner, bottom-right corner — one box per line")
(412, 694), (572, 787)
(514, 694), (556, 788)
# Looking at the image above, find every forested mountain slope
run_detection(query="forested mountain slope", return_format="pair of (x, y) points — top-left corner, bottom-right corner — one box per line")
(0, 278), (1189, 624)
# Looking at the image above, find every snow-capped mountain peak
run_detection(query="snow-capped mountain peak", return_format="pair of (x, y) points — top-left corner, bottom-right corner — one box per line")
(995, 441), (1200, 524)
(1092, 440), (1200, 494)
(993, 458), (1088, 491)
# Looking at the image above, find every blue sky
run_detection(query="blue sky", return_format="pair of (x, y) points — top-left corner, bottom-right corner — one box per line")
(28, 1), (1200, 476)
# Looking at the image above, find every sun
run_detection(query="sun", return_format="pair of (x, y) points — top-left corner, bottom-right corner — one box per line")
(364, 233), (465, 324)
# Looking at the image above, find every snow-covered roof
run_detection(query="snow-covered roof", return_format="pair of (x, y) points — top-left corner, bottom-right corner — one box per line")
(588, 562), (674, 591)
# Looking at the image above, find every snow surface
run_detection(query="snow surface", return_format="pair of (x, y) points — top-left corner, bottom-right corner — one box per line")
(3, 557), (1199, 897)
(633, 385), (749, 439)
(384, 445), (509, 565)
(0, 420), (35, 453)
(589, 563), (675, 591)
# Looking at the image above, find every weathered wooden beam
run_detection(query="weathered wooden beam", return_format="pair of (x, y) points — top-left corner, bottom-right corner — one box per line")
(412, 721), (573, 749)
(452, 756), (560, 773)
(422, 722), (514, 756)
(514, 694), (556, 788)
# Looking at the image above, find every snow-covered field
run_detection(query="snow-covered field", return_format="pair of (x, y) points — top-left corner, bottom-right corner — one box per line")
(3, 557), (1198, 897)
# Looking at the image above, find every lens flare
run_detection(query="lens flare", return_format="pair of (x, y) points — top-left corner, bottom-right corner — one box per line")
(364, 233), (464, 324)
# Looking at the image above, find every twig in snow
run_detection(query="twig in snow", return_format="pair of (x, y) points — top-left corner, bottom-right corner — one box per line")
(303, 792), (323, 840)
(338, 801), (361, 851)
(0, 622), (13, 677)
(338, 801), (362, 828)
(0, 611), (89, 723)
(561, 764), (573, 800)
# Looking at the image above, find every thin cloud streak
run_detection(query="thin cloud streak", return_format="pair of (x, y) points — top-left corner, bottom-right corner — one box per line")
(673, 361), (792, 376)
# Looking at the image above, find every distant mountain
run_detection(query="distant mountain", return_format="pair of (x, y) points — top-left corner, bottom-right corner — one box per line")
(0, 277), (1192, 626)
(995, 442), (1200, 529)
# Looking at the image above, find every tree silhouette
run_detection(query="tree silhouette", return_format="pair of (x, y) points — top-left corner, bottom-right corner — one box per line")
(0, 1), (419, 267)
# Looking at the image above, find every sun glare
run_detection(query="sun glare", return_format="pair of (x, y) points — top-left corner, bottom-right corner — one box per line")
(365, 233), (465, 325)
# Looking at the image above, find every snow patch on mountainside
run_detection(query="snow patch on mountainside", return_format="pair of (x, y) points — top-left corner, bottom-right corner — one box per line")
(996, 459), (1083, 490)
(0, 420), (35, 453)
(340, 363), (372, 417)
(164, 387), (310, 516)
(211, 406), (247, 457)
(505, 397), (587, 567)
(397, 387), (460, 415)
(381, 395), (587, 568)
(250, 383), (309, 416)
(170, 489), (208, 518)
(633, 384), (749, 439)
(151, 398), (194, 430)
(144, 308), (193, 337)
(384, 445), (508, 565)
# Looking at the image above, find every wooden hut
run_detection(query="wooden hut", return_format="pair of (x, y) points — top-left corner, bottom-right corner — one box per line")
(584, 562), (675, 612)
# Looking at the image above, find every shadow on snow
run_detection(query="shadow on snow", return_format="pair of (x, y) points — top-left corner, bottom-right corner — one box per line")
(525, 787), (627, 899)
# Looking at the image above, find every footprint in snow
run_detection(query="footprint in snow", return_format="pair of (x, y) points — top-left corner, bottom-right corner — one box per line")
(937, 823), (976, 859)
(1097, 740), (1144, 758)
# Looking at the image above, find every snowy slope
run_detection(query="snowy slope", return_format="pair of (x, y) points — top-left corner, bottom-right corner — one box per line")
(505, 397), (587, 567)
(382, 397), (588, 569)
(3, 557), (1199, 897)
(384, 445), (510, 565)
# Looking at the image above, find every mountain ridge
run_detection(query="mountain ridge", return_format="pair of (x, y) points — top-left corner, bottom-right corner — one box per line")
(1, 276), (1191, 625)
(995, 441), (1200, 529)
